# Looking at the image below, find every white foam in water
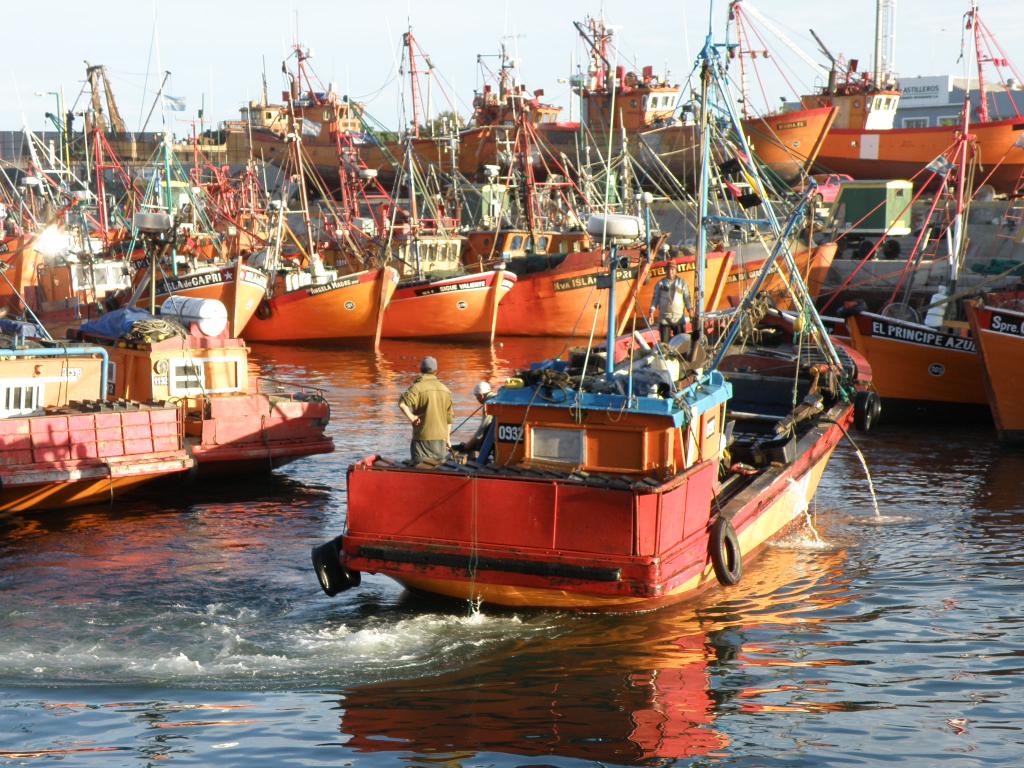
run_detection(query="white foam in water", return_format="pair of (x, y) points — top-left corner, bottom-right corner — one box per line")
(848, 514), (915, 526)
(770, 534), (838, 552)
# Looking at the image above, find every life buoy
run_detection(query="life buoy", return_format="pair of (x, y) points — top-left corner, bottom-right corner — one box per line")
(311, 537), (361, 597)
(255, 298), (273, 321)
(854, 390), (882, 431)
(710, 517), (742, 586)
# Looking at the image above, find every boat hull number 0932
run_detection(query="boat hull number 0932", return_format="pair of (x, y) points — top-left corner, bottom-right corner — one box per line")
(497, 424), (524, 443)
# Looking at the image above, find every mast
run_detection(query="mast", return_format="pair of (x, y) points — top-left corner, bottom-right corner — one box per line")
(946, 99), (971, 310)
(968, 1), (989, 123)
(404, 28), (421, 139)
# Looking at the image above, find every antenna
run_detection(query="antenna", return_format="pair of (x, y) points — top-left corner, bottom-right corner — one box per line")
(873, 0), (896, 87)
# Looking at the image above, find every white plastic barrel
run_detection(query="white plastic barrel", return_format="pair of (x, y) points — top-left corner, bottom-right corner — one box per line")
(923, 286), (948, 329)
(160, 296), (228, 337)
(586, 213), (645, 242)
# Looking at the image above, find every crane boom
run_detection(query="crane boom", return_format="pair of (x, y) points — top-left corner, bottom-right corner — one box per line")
(731, 1), (829, 77)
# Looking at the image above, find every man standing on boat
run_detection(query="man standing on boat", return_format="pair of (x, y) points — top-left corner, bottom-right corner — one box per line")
(399, 356), (454, 464)
(649, 261), (693, 343)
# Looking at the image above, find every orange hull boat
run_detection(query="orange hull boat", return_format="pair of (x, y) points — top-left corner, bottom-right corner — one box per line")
(382, 269), (516, 341)
(636, 106), (837, 185)
(811, 117), (1024, 193)
(249, 124), (502, 184)
(965, 300), (1024, 441)
(722, 242), (837, 309)
(242, 266), (398, 343)
(496, 249), (733, 338)
(845, 311), (984, 407)
(138, 262), (268, 337)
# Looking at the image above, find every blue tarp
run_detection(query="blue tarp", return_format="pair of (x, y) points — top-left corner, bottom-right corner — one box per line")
(79, 308), (156, 339)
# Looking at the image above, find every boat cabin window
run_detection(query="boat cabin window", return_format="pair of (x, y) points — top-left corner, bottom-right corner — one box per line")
(537, 235), (549, 252)
(168, 359), (242, 397)
(531, 427), (585, 465)
(0, 382), (42, 417)
(171, 361), (205, 395)
(509, 235), (524, 252)
(903, 117), (929, 128)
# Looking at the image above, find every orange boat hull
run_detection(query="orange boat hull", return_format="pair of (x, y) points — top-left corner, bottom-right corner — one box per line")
(382, 269), (516, 340)
(845, 312), (985, 407)
(249, 125), (501, 182)
(138, 263), (268, 336)
(0, 456), (189, 514)
(722, 242), (837, 309)
(496, 250), (733, 337)
(636, 106), (837, 184)
(242, 267), (398, 342)
(812, 117), (1024, 193)
(966, 301), (1024, 441)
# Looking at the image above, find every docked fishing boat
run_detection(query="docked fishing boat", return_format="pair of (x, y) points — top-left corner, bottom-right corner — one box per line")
(797, 1), (1024, 193)
(382, 264), (516, 341)
(721, 241), (837, 309)
(374, 127), (517, 341)
(965, 297), (1024, 441)
(843, 309), (985, 409)
(0, 330), (191, 513)
(240, 262), (398, 344)
(74, 304), (334, 472)
(239, 87), (401, 345)
(312, 218), (870, 610)
(639, 107), (837, 187)
(841, 102), (990, 414)
(310, 38), (875, 611)
(493, 244), (733, 337)
(131, 257), (269, 339)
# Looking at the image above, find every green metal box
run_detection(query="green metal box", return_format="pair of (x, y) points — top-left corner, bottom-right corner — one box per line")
(831, 180), (913, 236)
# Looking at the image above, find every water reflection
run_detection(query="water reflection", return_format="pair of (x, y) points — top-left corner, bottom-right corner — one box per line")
(334, 546), (854, 765)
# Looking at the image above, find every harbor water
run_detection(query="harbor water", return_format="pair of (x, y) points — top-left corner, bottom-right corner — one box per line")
(1, 340), (1022, 766)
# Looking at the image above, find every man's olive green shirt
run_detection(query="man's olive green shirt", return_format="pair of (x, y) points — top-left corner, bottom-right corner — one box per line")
(399, 374), (453, 441)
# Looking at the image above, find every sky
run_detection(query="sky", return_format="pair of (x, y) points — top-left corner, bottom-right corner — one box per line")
(7, 0), (1023, 136)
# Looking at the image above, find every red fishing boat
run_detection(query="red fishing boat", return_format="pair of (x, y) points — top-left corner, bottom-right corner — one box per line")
(73, 306), (333, 472)
(722, 242), (837, 309)
(0, 334), (191, 513)
(311, 184), (873, 611)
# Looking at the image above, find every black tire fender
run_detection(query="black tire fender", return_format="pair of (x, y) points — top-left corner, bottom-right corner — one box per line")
(311, 536), (361, 597)
(255, 298), (273, 321)
(854, 390), (882, 431)
(710, 517), (743, 586)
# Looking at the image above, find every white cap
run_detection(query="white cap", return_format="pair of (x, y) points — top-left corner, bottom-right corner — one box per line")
(473, 381), (492, 398)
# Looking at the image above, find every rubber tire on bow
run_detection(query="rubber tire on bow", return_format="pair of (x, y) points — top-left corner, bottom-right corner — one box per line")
(710, 517), (743, 586)
(311, 537), (360, 597)
(854, 390), (882, 432)
(255, 299), (273, 321)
